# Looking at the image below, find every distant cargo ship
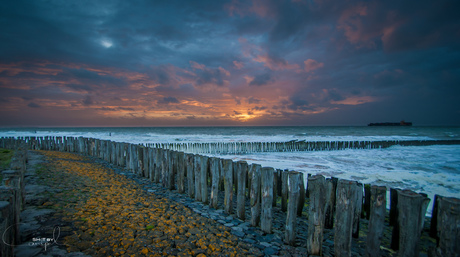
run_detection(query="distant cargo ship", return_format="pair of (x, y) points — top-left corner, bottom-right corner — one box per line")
(368, 120), (413, 126)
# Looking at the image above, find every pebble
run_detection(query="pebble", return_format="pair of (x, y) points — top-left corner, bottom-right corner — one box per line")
(264, 247), (278, 255)
(89, 151), (437, 257)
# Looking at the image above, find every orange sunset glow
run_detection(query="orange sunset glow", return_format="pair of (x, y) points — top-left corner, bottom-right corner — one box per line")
(0, 0), (459, 126)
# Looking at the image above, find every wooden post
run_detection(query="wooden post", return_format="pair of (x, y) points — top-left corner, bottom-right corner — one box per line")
(187, 154), (195, 198)
(154, 148), (161, 183)
(261, 167), (274, 233)
(177, 152), (185, 194)
(335, 179), (358, 257)
(277, 169), (283, 198)
(273, 169), (279, 207)
(143, 147), (149, 178)
(297, 172), (305, 217)
(209, 157), (220, 209)
(325, 177), (338, 229)
(434, 197), (460, 256)
(148, 147), (155, 181)
(353, 182), (363, 238)
(281, 171), (289, 212)
(236, 161), (248, 220)
(222, 159), (233, 214)
(307, 175), (327, 255)
(250, 164), (261, 227)
(168, 150), (175, 190)
(201, 155), (209, 204)
(161, 149), (169, 188)
(137, 145), (144, 176)
(285, 171), (301, 245)
(365, 186), (387, 257)
(129, 144), (136, 173)
(362, 184), (371, 220)
(396, 190), (430, 257)
(194, 155), (202, 201)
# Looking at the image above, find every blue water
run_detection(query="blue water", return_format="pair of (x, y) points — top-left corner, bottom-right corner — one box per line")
(1, 126), (459, 143)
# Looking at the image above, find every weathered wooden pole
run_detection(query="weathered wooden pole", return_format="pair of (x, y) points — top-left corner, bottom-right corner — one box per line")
(137, 146), (144, 176)
(353, 182), (363, 238)
(365, 186), (387, 257)
(194, 155), (202, 201)
(237, 161), (248, 220)
(250, 164), (261, 227)
(396, 190), (430, 257)
(285, 171), (301, 245)
(362, 184), (371, 220)
(161, 149), (169, 188)
(209, 157), (220, 209)
(186, 154), (195, 198)
(177, 152), (185, 194)
(167, 150), (175, 190)
(143, 147), (149, 178)
(324, 177), (338, 229)
(281, 171), (289, 212)
(156, 147), (163, 182)
(297, 172), (305, 217)
(222, 159), (233, 214)
(148, 147), (155, 181)
(273, 169), (279, 207)
(261, 167), (274, 233)
(433, 196), (460, 257)
(335, 179), (358, 257)
(200, 155), (209, 204)
(129, 144), (136, 172)
(307, 175), (327, 255)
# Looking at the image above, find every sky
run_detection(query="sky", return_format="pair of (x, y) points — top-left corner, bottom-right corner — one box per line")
(1, 0), (459, 127)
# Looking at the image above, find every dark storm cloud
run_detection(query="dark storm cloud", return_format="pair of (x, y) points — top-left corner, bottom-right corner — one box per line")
(287, 95), (311, 111)
(82, 95), (94, 106)
(249, 72), (273, 86)
(195, 67), (228, 87)
(27, 102), (41, 108)
(247, 97), (261, 104)
(66, 84), (94, 92)
(148, 66), (171, 85)
(160, 97), (180, 104)
(0, 0), (459, 126)
(60, 68), (127, 88)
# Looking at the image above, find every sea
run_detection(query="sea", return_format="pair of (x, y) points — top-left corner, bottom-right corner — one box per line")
(1, 126), (459, 215)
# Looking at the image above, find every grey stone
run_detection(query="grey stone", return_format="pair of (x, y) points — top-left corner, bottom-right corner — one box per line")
(243, 238), (256, 244)
(231, 226), (243, 232)
(264, 247), (278, 255)
(232, 230), (245, 237)
(254, 244), (265, 250)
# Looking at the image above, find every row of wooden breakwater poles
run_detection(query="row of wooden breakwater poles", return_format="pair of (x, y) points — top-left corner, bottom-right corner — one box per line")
(145, 139), (460, 154)
(1, 136), (459, 257)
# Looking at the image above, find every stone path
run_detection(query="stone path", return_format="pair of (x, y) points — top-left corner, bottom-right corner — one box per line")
(16, 151), (260, 256)
(15, 150), (436, 257)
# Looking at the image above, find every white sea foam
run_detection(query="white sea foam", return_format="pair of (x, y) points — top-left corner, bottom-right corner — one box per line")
(210, 145), (460, 215)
